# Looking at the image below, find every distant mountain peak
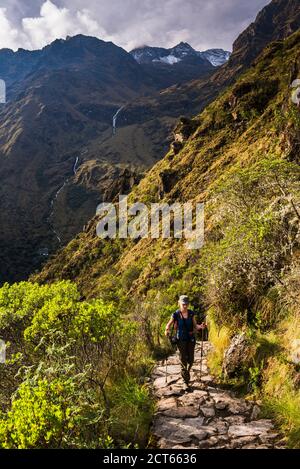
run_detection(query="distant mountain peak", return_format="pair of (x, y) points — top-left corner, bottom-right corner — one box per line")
(130, 43), (230, 67)
(172, 42), (195, 51)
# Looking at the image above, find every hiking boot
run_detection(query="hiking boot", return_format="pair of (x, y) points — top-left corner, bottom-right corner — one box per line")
(183, 383), (192, 392)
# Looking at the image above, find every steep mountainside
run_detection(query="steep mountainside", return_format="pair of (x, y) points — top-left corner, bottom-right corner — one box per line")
(37, 29), (300, 297)
(98, 0), (300, 197)
(36, 30), (300, 446)
(230, 0), (300, 70)
(126, 0), (300, 120)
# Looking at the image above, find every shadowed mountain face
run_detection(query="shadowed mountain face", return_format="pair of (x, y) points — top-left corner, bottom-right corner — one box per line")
(230, 0), (300, 69)
(0, 0), (300, 284)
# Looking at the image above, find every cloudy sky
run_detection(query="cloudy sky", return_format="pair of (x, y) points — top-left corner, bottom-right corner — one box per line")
(0, 0), (271, 52)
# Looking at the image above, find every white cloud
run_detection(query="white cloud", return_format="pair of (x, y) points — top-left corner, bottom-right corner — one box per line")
(0, 7), (29, 50)
(0, 0), (271, 52)
(0, 1), (108, 51)
(64, 0), (270, 51)
(22, 0), (108, 49)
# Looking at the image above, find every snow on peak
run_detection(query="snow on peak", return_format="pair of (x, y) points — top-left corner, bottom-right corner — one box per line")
(200, 49), (231, 67)
(155, 55), (182, 65)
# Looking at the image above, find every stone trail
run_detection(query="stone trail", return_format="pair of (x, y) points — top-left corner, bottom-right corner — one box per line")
(150, 342), (285, 449)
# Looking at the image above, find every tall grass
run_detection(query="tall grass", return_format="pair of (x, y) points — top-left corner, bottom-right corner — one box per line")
(262, 357), (300, 448)
(206, 311), (231, 377)
(108, 376), (154, 448)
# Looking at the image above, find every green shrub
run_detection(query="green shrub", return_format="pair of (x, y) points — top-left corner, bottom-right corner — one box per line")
(202, 157), (300, 328)
(0, 281), (153, 448)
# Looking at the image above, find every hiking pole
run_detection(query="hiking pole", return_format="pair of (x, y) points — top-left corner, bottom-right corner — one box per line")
(165, 322), (175, 384)
(165, 356), (168, 384)
(199, 329), (204, 381)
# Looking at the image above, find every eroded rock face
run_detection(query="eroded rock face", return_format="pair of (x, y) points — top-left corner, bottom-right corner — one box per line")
(222, 333), (252, 378)
(150, 342), (283, 449)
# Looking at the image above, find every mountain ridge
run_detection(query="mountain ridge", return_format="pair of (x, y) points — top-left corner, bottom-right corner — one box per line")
(130, 42), (230, 67)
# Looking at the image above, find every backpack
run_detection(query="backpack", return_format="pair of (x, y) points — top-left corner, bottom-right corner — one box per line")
(173, 309), (195, 342)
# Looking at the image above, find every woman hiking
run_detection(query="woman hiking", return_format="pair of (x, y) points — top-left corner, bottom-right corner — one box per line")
(165, 295), (206, 391)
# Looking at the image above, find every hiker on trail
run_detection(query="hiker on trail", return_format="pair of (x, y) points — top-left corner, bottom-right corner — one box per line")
(165, 295), (206, 391)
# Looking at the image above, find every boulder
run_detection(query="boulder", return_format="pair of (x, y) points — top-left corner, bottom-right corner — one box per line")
(177, 392), (206, 407)
(259, 433), (279, 444)
(197, 436), (219, 448)
(210, 418), (229, 435)
(222, 333), (252, 378)
(154, 418), (208, 445)
(183, 417), (205, 428)
(228, 399), (252, 415)
(215, 400), (228, 410)
(152, 416), (182, 439)
(156, 387), (183, 398)
(229, 436), (258, 449)
(153, 376), (168, 389)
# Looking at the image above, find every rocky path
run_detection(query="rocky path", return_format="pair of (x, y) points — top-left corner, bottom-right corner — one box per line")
(151, 342), (285, 449)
